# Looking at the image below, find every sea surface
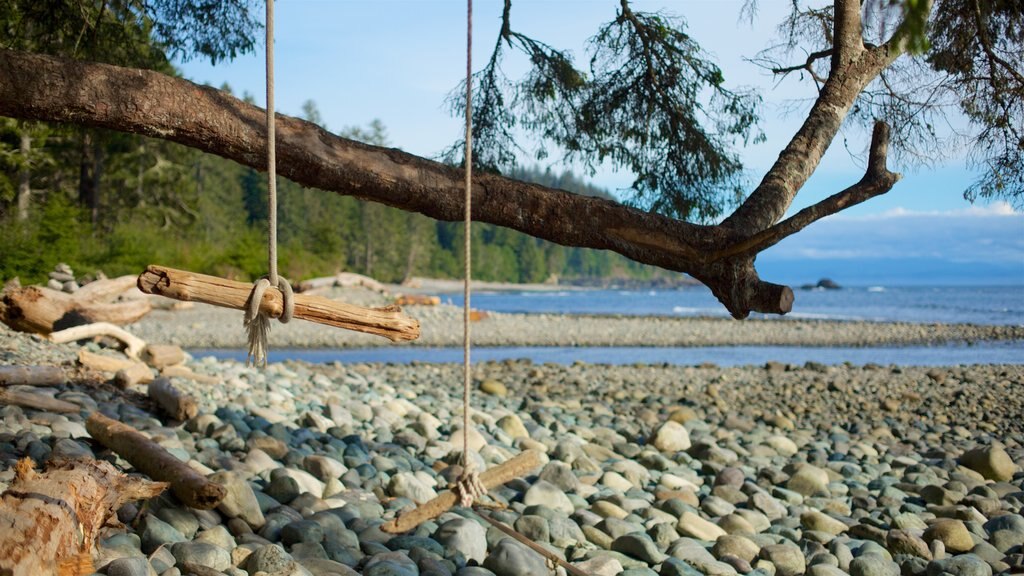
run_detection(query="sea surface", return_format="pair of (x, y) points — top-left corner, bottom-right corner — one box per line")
(441, 284), (1024, 325)
(192, 285), (1024, 367)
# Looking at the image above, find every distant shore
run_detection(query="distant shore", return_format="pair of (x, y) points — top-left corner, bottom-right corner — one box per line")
(126, 285), (1024, 350)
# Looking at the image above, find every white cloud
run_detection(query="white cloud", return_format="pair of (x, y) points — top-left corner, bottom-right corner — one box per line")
(834, 201), (1020, 220)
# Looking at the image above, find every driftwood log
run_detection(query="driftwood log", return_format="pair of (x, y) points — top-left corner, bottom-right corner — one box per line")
(0, 276), (151, 334)
(0, 388), (80, 413)
(148, 378), (198, 421)
(0, 365), (66, 387)
(382, 450), (542, 533)
(49, 322), (148, 359)
(86, 412), (225, 509)
(0, 457), (167, 576)
(295, 272), (389, 294)
(140, 344), (185, 369)
(138, 265), (419, 341)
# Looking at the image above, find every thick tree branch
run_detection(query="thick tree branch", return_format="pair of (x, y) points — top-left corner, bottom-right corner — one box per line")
(0, 49), (809, 318)
(713, 122), (899, 260)
(723, 2), (915, 234)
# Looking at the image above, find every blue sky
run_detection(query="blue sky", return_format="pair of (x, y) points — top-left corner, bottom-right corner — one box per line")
(176, 1), (1023, 285)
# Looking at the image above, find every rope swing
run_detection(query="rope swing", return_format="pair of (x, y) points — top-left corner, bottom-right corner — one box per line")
(243, 0), (294, 367)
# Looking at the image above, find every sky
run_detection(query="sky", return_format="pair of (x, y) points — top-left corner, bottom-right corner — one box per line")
(175, 0), (1023, 286)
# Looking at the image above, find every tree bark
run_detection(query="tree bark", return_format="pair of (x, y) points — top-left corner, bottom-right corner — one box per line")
(16, 129), (30, 221)
(85, 412), (226, 510)
(0, 458), (167, 576)
(0, 47), (905, 317)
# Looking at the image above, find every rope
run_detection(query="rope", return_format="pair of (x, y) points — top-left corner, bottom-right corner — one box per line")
(455, 0), (486, 509)
(245, 0), (294, 366)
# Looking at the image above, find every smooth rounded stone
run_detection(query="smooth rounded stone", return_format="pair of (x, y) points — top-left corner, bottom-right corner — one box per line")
(549, 514), (586, 547)
(496, 414), (529, 439)
(298, 557), (360, 576)
(650, 421), (691, 453)
(750, 493), (787, 521)
(364, 550), (419, 576)
(892, 513), (929, 532)
(513, 515), (550, 543)
(51, 419), (88, 439)
(280, 467), (327, 498)
(150, 547), (176, 573)
(483, 538), (549, 576)
(105, 556), (156, 576)
(51, 438), (93, 459)
(209, 470), (265, 529)
(719, 513), (758, 535)
(800, 511), (848, 536)
(850, 554), (900, 576)
(573, 555), (624, 576)
(719, 554), (753, 574)
(786, 464), (831, 497)
(457, 569), (497, 576)
(282, 520), (325, 546)
(434, 517), (487, 564)
(156, 508), (200, 539)
(265, 474), (302, 504)
(621, 569), (659, 576)
(766, 436), (799, 457)
(923, 519), (974, 553)
(886, 529), (932, 559)
(611, 532), (669, 564)
(759, 544), (806, 576)
(592, 500), (630, 520)
(450, 427), (486, 453)
(246, 543), (298, 573)
(602, 470), (637, 492)
(139, 514), (187, 554)
(248, 435), (290, 460)
(388, 472), (437, 504)
(702, 495), (737, 518)
(925, 554), (993, 576)
(583, 525), (614, 549)
(714, 535), (761, 563)
(958, 446), (1018, 482)
(808, 565), (848, 576)
(479, 379), (507, 396)
(661, 557), (706, 576)
(715, 467), (746, 488)
(291, 541), (329, 559)
(171, 541), (231, 572)
(523, 480), (574, 515)
(677, 511), (727, 542)
(303, 455), (347, 482)
(194, 525), (236, 551)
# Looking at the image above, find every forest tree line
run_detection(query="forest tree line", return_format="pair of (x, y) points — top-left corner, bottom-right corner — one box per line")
(0, 105), (667, 286)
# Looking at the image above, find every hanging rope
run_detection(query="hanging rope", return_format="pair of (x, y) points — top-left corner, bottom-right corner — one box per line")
(245, 0), (294, 366)
(454, 0), (486, 509)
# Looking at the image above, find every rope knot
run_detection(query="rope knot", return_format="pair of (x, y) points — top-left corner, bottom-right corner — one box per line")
(244, 275), (294, 366)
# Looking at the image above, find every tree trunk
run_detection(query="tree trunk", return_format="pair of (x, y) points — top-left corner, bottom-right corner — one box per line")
(16, 129), (30, 221)
(0, 458), (167, 576)
(78, 131), (97, 225)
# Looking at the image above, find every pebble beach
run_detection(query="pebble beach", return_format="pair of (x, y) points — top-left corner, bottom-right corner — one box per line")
(1, 287), (1022, 576)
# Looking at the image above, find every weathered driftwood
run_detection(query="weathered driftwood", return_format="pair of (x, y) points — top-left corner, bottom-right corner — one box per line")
(148, 377), (198, 421)
(0, 388), (79, 413)
(0, 365), (66, 387)
(394, 294), (441, 306)
(113, 363), (155, 389)
(160, 365), (220, 385)
(296, 272), (389, 294)
(382, 450), (542, 533)
(0, 284), (151, 334)
(138, 265), (419, 341)
(0, 457), (167, 576)
(86, 412), (225, 509)
(76, 348), (152, 382)
(49, 322), (147, 359)
(141, 344), (185, 369)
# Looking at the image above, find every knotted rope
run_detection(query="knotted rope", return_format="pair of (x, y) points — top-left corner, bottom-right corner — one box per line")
(245, 0), (294, 366)
(454, 0), (487, 509)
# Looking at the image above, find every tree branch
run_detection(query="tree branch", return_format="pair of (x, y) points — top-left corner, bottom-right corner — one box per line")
(713, 121), (899, 260)
(770, 48), (833, 83)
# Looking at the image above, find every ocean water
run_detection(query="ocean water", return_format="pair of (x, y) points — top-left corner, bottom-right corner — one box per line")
(440, 285), (1024, 325)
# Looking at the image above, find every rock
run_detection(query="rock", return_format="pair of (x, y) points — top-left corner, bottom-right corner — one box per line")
(303, 455), (347, 481)
(713, 534), (760, 563)
(787, 464), (830, 496)
(138, 514), (187, 554)
(611, 532), (668, 564)
(538, 460), (580, 492)
(923, 519), (975, 553)
(886, 529), (932, 559)
(800, 511), (847, 536)
(523, 480), (574, 515)
(246, 543), (298, 574)
(388, 472), (437, 504)
(483, 538), (550, 576)
(105, 557), (155, 576)
(282, 520), (325, 546)
(480, 379), (508, 396)
(496, 414), (529, 439)
(766, 436), (799, 457)
(573, 555), (624, 576)
(677, 511), (727, 541)
(435, 517), (487, 564)
(209, 470), (265, 528)
(925, 554), (993, 576)
(364, 551), (419, 576)
(759, 544), (806, 576)
(651, 421), (691, 452)
(850, 554), (899, 576)
(959, 445), (1018, 482)
(171, 541), (232, 572)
